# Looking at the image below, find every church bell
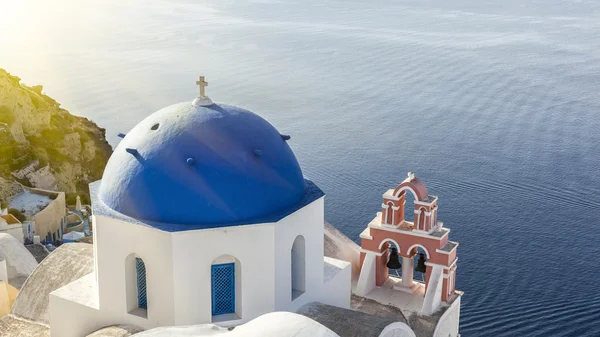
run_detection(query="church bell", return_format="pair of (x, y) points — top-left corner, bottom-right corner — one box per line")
(416, 253), (427, 273)
(386, 247), (402, 269)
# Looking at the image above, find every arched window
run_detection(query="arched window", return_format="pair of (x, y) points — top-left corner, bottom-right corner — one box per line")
(136, 258), (147, 309)
(402, 190), (416, 224)
(211, 255), (241, 320)
(291, 235), (306, 300)
(418, 207), (426, 231)
(397, 191), (406, 224)
(386, 202), (394, 225)
(126, 254), (147, 317)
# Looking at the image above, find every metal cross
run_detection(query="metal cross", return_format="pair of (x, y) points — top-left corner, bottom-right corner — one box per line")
(196, 76), (208, 97)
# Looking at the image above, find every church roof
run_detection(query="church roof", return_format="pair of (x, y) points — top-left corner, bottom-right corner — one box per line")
(0, 234), (38, 287)
(9, 243), (93, 324)
(0, 243), (94, 337)
(99, 100), (318, 229)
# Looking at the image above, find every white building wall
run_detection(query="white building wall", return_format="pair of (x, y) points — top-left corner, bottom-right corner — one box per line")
(274, 198), (325, 311)
(319, 257), (351, 309)
(50, 292), (104, 337)
(95, 215), (176, 329)
(0, 224), (24, 244)
(355, 253), (376, 297)
(171, 222), (276, 326)
(51, 196), (350, 335)
(422, 265), (444, 315)
(0, 259), (7, 283)
(433, 296), (461, 337)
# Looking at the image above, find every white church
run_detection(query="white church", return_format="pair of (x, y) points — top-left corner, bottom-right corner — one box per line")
(43, 77), (462, 337)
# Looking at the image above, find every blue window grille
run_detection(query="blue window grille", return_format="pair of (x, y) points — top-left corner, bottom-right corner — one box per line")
(136, 258), (147, 309)
(211, 263), (235, 316)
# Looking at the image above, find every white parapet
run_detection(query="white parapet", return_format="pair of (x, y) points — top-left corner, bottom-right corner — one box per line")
(433, 295), (461, 337)
(355, 253), (376, 297)
(0, 259), (7, 283)
(422, 265), (444, 315)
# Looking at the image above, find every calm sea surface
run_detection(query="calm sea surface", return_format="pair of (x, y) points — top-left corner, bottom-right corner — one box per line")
(2, 0), (600, 335)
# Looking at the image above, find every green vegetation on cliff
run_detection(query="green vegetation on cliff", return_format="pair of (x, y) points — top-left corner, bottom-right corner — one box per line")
(0, 69), (112, 203)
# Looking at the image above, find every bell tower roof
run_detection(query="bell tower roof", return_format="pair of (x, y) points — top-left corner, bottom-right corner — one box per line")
(393, 172), (429, 201)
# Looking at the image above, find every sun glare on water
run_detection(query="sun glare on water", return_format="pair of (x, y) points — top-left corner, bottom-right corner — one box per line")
(0, 1), (29, 41)
(0, 0), (67, 43)
(0, 1), (26, 21)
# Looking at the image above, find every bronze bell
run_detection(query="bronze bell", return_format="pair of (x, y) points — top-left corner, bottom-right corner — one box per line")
(386, 247), (402, 269)
(416, 253), (427, 273)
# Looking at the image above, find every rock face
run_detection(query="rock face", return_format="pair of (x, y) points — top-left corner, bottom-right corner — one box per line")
(0, 178), (23, 204)
(0, 69), (112, 203)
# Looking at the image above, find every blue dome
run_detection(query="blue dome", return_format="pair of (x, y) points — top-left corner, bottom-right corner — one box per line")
(99, 101), (306, 226)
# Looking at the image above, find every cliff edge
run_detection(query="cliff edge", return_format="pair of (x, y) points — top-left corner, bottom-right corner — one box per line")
(0, 69), (112, 204)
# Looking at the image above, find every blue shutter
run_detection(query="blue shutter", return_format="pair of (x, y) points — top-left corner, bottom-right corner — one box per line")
(136, 258), (147, 309)
(211, 263), (235, 316)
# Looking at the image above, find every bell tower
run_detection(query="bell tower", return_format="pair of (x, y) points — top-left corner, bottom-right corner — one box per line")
(356, 172), (459, 315)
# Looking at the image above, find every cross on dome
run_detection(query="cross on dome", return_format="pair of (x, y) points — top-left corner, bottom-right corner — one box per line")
(196, 76), (208, 97)
(193, 75), (213, 106)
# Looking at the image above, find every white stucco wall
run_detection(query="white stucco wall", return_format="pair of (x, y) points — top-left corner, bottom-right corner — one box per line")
(95, 215), (176, 330)
(433, 296), (461, 337)
(319, 257), (351, 309)
(50, 294), (102, 337)
(50, 215), (177, 337)
(0, 259), (7, 283)
(422, 265), (444, 315)
(0, 223), (24, 243)
(50, 196), (353, 335)
(171, 222), (276, 326)
(50, 274), (104, 337)
(274, 198), (325, 312)
(355, 253), (376, 297)
(171, 197), (329, 326)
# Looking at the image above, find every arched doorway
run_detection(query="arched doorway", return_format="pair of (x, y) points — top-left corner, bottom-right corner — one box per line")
(399, 189), (419, 225)
(291, 235), (306, 300)
(379, 239), (401, 279)
(406, 245), (430, 284)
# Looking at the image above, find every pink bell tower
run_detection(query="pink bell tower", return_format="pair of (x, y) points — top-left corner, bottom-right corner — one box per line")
(355, 172), (460, 315)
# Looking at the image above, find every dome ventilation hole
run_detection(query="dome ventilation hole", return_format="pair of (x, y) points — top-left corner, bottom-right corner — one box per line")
(151, 123), (160, 130)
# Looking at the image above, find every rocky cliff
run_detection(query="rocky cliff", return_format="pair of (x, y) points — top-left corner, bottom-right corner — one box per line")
(0, 69), (112, 204)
